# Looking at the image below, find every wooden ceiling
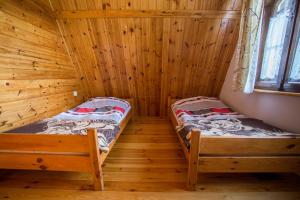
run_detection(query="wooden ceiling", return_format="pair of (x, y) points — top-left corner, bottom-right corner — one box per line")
(49, 0), (242, 116)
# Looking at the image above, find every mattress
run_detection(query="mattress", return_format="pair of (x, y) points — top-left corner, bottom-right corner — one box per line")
(172, 96), (299, 148)
(4, 97), (131, 152)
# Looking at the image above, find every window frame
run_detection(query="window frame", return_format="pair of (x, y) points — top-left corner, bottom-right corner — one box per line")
(255, 0), (300, 93)
(284, 3), (300, 92)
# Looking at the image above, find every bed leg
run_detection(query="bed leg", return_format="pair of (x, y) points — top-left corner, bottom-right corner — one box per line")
(187, 129), (201, 191)
(87, 129), (104, 191)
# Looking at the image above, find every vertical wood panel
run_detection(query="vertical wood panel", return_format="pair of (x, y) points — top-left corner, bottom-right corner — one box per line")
(49, 0), (242, 116)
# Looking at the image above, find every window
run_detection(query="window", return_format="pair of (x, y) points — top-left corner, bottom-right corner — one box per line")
(255, 0), (300, 92)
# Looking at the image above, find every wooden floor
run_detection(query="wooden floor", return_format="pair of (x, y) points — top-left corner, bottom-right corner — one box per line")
(0, 118), (300, 199)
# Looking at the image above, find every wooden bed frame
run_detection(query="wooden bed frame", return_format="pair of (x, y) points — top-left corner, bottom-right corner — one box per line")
(168, 97), (300, 191)
(0, 98), (134, 191)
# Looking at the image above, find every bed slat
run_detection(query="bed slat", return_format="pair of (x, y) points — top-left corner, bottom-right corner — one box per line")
(199, 137), (300, 155)
(198, 156), (300, 172)
(0, 134), (89, 153)
(0, 153), (91, 172)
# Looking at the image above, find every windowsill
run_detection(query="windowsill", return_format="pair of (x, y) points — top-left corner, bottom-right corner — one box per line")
(254, 89), (300, 97)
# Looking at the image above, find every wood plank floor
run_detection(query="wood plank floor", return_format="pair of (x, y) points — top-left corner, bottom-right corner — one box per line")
(0, 118), (300, 200)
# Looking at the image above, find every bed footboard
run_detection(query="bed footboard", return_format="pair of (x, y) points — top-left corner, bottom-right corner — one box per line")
(0, 128), (104, 191)
(187, 129), (300, 190)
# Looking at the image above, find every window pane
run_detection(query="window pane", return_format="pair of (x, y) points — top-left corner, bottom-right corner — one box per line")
(289, 35), (300, 83)
(259, 0), (294, 82)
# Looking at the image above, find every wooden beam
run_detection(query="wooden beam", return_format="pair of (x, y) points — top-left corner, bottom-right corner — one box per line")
(55, 10), (241, 19)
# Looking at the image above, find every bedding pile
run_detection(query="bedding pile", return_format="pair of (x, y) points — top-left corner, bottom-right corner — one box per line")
(172, 96), (297, 148)
(6, 97), (131, 152)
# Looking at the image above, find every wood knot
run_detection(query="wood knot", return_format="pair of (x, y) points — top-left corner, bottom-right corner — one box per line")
(286, 144), (296, 149)
(39, 165), (47, 170)
(31, 181), (39, 184)
(36, 158), (43, 163)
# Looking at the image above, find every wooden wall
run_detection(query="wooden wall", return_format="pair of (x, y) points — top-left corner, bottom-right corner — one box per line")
(0, 0), (87, 132)
(50, 0), (242, 116)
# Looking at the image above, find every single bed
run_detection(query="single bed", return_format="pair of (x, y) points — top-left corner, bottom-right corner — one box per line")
(0, 97), (134, 191)
(168, 96), (300, 190)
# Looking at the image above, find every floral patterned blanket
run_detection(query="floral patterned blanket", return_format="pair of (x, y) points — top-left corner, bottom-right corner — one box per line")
(172, 96), (298, 148)
(5, 97), (131, 152)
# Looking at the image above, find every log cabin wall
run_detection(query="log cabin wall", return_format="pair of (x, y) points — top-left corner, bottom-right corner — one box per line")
(51, 0), (242, 117)
(0, 0), (87, 132)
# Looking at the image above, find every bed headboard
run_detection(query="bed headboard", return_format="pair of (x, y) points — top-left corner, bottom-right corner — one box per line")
(125, 98), (135, 119)
(167, 96), (181, 117)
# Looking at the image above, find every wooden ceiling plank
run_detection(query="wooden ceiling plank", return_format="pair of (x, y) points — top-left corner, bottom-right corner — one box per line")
(204, 19), (229, 96)
(171, 18), (186, 99)
(154, 18), (163, 116)
(132, 18), (146, 115)
(198, 19), (224, 96)
(184, 19), (206, 97)
(103, 19), (124, 97)
(148, 17), (160, 116)
(181, 19), (200, 98)
(177, 18), (193, 98)
(119, 18), (138, 103)
(55, 19), (92, 97)
(93, 18), (118, 96)
(140, 18), (150, 115)
(213, 19), (240, 96)
(159, 18), (171, 117)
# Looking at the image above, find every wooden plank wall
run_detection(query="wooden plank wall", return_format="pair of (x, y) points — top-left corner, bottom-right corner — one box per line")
(50, 0), (241, 117)
(0, 0), (88, 132)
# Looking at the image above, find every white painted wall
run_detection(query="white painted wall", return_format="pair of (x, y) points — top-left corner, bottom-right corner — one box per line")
(220, 49), (300, 133)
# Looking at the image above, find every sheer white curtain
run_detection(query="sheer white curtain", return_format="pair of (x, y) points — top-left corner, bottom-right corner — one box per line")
(244, 14), (263, 93)
(233, 0), (264, 93)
